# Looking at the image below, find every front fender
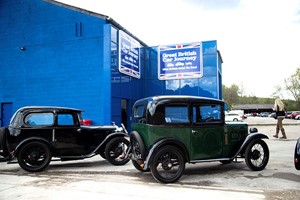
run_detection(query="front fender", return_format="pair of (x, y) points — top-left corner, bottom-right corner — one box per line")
(94, 132), (128, 152)
(143, 138), (189, 170)
(234, 132), (269, 158)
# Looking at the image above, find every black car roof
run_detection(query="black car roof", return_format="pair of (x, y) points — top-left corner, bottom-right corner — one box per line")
(16, 106), (83, 113)
(135, 95), (223, 105)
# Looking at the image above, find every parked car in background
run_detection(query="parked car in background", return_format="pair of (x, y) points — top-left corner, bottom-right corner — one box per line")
(129, 95), (269, 183)
(268, 112), (276, 118)
(287, 111), (300, 119)
(225, 113), (243, 122)
(295, 138), (300, 170)
(259, 112), (271, 117)
(295, 115), (300, 120)
(0, 106), (130, 172)
(285, 111), (292, 118)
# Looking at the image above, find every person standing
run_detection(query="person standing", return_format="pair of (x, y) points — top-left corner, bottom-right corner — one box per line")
(273, 97), (287, 139)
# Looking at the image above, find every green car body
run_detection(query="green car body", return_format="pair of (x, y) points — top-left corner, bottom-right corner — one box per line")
(130, 95), (269, 183)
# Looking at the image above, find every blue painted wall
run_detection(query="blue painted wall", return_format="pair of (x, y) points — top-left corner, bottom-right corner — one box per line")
(0, 0), (222, 126)
(143, 41), (222, 99)
(0, 0), (112, 125)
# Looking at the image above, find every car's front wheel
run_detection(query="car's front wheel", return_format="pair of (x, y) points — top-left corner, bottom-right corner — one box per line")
(150, 145), (185, 183)
(245, 139), (269, 171)
(17, 141), (52, 172)
(105, 137), (130, 166)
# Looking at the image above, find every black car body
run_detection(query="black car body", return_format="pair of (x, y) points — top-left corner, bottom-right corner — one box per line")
(129, 95), (270, 183)
(0, 106), (129, 172)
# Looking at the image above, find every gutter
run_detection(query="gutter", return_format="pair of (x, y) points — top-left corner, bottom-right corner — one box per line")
(106, 16), (148, 47)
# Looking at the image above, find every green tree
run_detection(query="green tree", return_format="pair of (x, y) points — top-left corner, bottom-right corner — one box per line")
(285, 68), (300, 109)
(222, 84), (239, 109)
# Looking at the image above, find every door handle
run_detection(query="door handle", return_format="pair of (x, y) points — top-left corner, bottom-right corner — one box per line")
(192, 130), (199, 134)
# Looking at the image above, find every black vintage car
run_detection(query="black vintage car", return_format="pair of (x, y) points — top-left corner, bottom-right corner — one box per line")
(129, 95), (270, 183)
(0, 106), (130, 172)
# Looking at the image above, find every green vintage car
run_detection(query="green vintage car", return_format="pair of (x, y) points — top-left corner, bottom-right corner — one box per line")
(129, 95), (269, 183)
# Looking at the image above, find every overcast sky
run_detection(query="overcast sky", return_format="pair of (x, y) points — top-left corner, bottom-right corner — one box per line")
(57, 0), (300, 99)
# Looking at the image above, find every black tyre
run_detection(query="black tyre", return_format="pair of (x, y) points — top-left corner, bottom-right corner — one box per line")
(105, 137), (130, 166)
(17, 141), (52, 172)
(150, 145), (185, 183)
(99, 149), (106, 159)
(132, 160), (150, 172)
(130, 131), (146, 160)
(245, 139), (269, 171)
(99, 152), (106, 159)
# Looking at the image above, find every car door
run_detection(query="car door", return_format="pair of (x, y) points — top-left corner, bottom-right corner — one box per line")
(190, 103), (224, 160)
(54, 112), (86, 156)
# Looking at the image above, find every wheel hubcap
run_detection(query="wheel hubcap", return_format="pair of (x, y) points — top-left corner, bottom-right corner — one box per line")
(252, 149), (261, 160)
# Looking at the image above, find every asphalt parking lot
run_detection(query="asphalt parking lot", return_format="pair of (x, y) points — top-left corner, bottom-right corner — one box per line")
(0, 117), (299, 199)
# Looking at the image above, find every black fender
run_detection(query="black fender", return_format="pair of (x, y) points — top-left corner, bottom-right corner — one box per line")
(130, 131), (146, 159)
(233, 132), (269, 158)
(94, 132), (128, 153)
(143, 138), (189, 170)
(13, 137), (53, 158)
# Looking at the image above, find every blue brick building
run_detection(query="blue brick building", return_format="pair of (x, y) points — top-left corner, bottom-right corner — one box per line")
(0, 0), (223, 128)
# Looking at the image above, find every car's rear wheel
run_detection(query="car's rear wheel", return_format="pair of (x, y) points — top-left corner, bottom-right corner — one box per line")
(245, 139), (269, 171)
(17, 141), (52, 172)
(105, 137), (130, 166)
(130, 131), (149, 171)
(150, 145), (185, 183)
(130, 131), (146, 159)
(132, 160), (150, 172)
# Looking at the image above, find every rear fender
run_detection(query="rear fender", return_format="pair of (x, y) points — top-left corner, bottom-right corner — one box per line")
(143, 138), (189, 170)
(234, 132), (269, 158)
(13, 137), (53, 158)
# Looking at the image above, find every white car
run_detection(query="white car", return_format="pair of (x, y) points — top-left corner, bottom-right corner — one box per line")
(295, 115), (300, 120)
(225, 113), (243, 122)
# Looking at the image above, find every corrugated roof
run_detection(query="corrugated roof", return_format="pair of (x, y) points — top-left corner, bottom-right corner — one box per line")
(232, 104), (273, 110)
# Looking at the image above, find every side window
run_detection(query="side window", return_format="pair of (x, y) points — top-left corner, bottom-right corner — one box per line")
(57, 114), (75, 126)
(24, 113), (54, 126)
(193, 104), (222, 124)
(165, 106), (189, 123)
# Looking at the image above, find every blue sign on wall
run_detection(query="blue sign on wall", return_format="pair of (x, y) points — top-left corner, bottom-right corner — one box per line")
(158, 42), (203, 80)
(119, 30), (141, 79)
